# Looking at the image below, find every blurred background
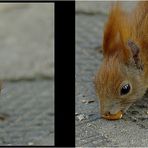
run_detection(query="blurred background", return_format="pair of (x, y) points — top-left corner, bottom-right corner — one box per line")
(0, 3), (54, 145)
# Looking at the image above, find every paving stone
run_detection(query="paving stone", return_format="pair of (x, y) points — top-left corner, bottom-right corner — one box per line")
(0, 79), (54, 145)
(0, 4), (54, 80)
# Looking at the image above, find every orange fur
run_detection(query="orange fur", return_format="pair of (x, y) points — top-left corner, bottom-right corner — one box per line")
(103, 2), (131, 62)
(94, 2), (148, 120)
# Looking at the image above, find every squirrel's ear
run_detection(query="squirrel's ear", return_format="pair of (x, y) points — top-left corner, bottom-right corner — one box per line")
(127, 40), (140, 65)
(127, 40), (143, 70)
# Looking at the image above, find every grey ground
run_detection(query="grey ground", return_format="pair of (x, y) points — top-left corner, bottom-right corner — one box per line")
(76, 2), (148, 147)
(0, 4), (54, 145)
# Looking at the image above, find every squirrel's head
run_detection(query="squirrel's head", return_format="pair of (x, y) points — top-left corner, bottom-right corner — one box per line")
(94, 3), (146, 120)
(94, 53), (145, 120)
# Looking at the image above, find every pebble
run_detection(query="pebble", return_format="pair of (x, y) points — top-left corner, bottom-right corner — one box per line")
(28, 142), (34, 145)
(75, 112), (79, 116)
(77, 114), (87, 121)
(81, 99), (95, 104)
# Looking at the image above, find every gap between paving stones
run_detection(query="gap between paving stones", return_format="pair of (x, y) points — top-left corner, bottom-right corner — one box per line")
(76, 11), (108, 16)
(1, 77), (54, 82)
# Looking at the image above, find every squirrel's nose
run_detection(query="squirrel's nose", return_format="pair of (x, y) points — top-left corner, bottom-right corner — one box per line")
(102, 111), (123, 120)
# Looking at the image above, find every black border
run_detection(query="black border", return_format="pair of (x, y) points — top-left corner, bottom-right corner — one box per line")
(55, 1), (75, 147)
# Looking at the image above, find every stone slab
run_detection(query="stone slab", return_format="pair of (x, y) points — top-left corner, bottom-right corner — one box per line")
(0, 4), (54, 80)
(0, 79), (54, 145)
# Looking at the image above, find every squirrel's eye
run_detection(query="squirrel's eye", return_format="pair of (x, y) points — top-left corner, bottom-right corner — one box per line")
(120, 84), (130, 95)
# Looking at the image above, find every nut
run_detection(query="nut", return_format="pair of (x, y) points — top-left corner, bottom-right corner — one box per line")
(102, 111), (123, 120)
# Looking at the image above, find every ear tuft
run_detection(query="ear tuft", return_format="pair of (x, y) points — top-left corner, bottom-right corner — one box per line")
(103, 2), (128, 57)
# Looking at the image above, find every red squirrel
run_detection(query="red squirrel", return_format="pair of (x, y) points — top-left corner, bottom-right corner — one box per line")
(94, 2), (148, 120)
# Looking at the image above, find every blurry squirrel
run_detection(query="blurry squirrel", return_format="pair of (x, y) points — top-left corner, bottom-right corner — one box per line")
(94, 1), (148, 120)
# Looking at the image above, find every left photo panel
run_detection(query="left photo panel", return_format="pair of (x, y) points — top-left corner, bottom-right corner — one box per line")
(0, 3), (54, 145)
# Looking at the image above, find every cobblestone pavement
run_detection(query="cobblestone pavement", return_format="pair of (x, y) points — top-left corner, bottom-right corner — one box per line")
(0, 3), (54, 145)
(76, 2), (148, 147)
